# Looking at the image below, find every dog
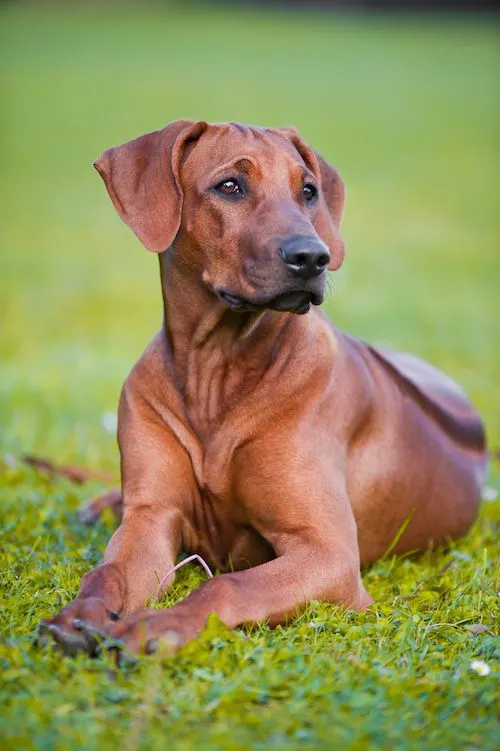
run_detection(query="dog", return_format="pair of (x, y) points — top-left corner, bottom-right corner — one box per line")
(40, 120), (487, 657)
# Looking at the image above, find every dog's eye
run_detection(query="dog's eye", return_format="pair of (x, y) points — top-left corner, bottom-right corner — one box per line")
(214, 179), (243, 197)
(303, 183), (318, 202)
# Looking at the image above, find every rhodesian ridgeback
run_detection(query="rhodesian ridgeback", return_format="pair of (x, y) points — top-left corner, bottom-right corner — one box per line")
(40, 120), (487, 658)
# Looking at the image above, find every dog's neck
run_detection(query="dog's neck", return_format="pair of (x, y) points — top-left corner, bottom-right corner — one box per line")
(159, 253), (292, 435)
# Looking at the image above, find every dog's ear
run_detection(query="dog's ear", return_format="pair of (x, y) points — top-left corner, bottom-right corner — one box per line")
(94, 120), (207, 252)
(280, 127), (345, 270)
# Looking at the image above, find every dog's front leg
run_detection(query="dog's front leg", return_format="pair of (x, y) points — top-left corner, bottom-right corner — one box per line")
(105, 437), (372, 655)
(104, 541), (371, 656)
(40, 386), (194, 656)
(40, 505), (182, 656)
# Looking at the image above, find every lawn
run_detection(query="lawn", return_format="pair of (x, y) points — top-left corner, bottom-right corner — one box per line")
(0, 3), (499, 749)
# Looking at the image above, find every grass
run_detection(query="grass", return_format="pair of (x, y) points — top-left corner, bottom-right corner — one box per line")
(0, 3), (499, 749)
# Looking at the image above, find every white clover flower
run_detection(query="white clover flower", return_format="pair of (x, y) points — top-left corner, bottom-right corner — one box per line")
(482, 486), (498, 502)
(101, 412), (118, 434)
(470, 660), (491, 676)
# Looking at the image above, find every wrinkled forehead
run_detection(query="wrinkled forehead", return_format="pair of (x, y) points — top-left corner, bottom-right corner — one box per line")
(180, 123), (310, 186)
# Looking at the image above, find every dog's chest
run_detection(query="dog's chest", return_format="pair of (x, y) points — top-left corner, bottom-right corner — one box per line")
(183, 483), (274, 572)
(168, 338), (276, 569)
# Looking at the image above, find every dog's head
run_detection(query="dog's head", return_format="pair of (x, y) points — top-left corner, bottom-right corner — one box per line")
(95, 120), (345, 315)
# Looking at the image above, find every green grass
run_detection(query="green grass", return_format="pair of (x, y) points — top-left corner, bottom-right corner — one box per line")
(0, 3), (499, 749)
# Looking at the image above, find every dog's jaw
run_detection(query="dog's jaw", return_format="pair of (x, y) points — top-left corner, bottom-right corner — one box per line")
(217, 287), (324, 315)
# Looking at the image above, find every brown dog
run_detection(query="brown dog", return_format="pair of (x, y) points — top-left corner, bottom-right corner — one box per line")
(41, 120), (487, 657)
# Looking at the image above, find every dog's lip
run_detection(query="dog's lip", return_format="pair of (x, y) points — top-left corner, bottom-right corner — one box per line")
(219, 291), (250, 310)
(218, 289), (323, 315)
(270, 291), (316, 314)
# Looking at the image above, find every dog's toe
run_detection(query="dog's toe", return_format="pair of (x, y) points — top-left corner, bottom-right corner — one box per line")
(72, 619), (108, 655)
(38, 622), (90, 657)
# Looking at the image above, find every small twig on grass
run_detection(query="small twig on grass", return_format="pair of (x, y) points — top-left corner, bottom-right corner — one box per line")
(22, 454), (115, 485)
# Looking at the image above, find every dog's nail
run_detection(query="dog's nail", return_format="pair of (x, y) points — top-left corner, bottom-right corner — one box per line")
(116, 649), (139, 669)
(77, 620), (98, 636)
(34, 630), (49, 648)
(145, 638), (158, 655)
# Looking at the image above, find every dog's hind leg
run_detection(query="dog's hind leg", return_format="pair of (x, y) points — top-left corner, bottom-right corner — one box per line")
(21, 454), (122, 525)
(78, 488), (123, 525)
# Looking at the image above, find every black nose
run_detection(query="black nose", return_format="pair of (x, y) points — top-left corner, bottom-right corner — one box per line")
(279, 235), (330, 280)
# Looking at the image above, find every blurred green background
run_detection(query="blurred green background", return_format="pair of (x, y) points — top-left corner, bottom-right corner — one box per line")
(0, 4), (499, 750)
(1, 2), (499, 469)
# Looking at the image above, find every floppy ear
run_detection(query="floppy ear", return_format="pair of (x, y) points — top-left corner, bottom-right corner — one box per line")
(94, 119), (207, 252)
(280, 127), (346, 270)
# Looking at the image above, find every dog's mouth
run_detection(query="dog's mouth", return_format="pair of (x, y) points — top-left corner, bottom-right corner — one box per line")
(219, 289), (323, 315)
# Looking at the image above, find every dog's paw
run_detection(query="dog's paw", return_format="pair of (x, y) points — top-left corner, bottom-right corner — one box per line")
(38, 597), (120, 657)
(104, 610), (189, 663)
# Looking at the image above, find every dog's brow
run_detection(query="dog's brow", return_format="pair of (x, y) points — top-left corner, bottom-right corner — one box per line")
(207, 155), (259, 181)
(299, 165), (317, 182)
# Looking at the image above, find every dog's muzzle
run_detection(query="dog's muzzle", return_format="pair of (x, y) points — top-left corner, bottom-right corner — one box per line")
(217, 235), (329, 315)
